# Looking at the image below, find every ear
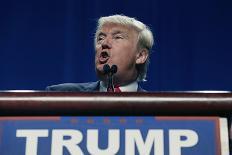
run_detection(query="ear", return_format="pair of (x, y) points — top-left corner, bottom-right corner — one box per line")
(136, 49), (148, 64)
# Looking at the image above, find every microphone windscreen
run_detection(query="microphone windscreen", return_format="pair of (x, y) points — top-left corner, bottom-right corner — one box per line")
(103, 64), (111, 74)
(111, 65), (118, 74)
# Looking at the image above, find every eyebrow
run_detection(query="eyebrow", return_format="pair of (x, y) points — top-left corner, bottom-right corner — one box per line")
(97, 32), (106, 37)
(98, 30), (127, 37)
(112, 30), (125, 35)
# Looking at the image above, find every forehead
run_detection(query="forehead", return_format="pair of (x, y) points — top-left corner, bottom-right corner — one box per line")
(98, 23), (137, 35)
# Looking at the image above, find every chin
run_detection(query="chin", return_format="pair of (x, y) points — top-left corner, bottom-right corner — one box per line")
(96, 64), (104, 72)
(95, 67), (105, 79)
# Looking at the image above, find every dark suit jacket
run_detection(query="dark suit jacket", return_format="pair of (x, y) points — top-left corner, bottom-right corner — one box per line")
(46, 81), (146, 92)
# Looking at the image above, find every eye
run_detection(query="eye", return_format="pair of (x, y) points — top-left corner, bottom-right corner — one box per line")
(114, 34), (124, 40)
(97, 35), (105, 42)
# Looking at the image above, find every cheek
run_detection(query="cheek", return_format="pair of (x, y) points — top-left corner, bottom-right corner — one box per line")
(115, 53), (137, 70)
(95, 45), (101, 53)
(94, 54), (99, 66)
(113, 46), (137, 62)
(94, 48), (100, 61)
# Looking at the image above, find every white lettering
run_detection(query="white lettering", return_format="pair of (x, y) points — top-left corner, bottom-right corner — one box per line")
(16, 129), (199, 155)
(169, 129), (198, 155)
(16, 129), (48, 155)
(125, 129), (164, 155)
(87, 129), (120, 155)
(51, 129), (84, 155)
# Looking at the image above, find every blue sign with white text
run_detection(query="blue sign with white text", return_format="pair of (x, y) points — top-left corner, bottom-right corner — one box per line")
(0, 116), (226, 155)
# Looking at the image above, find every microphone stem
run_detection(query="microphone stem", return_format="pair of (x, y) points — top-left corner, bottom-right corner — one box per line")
(107, 73), (114, 92)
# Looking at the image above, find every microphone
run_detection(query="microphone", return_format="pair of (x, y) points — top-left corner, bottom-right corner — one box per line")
(111, 65), (117, 74)
(103, 64), (118, 92)
(103, 64), (118, 75)
(103, 64), (111, 74)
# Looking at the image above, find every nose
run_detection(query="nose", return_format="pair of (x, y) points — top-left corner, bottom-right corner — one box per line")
(101, 37), (112, 49)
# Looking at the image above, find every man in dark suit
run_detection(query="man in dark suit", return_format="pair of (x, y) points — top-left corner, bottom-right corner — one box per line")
(47, 14), (154, 92)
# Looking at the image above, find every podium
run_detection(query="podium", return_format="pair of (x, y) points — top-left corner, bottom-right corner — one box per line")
(0, 92), (231, 155)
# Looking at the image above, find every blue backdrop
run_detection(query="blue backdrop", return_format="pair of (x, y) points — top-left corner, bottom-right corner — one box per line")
(0, 0), (231, 91)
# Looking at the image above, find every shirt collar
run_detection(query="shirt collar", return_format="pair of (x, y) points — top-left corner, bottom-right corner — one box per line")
(99, 81), (138, 92)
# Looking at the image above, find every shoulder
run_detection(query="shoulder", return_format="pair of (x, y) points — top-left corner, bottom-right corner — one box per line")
(137, 83), (147, 92)
(46, 81), (100, 92)
(137, 86), (146, 92)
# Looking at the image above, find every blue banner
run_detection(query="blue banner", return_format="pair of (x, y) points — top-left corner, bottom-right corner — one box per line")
(0, 116), (228, 155)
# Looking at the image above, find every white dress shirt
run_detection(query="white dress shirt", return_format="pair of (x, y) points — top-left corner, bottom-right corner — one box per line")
(99, 81), (138, 92)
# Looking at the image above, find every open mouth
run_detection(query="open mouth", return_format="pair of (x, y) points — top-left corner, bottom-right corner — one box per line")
(99, 51), (110, 64)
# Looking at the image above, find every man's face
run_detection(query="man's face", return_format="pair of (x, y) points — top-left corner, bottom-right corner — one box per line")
(95, 23), (141, 85)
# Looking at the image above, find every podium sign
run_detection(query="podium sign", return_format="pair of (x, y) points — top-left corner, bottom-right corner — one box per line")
(0, 116), (229, 155)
